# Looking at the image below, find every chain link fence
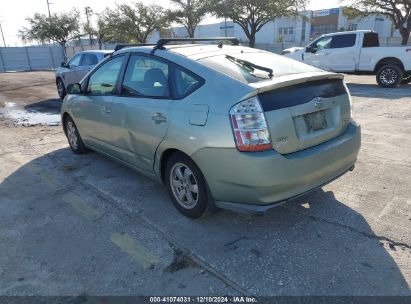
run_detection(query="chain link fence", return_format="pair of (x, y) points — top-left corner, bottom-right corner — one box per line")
(0, 38), (409, 72)
(0, 44), (116, 73)
(0, 46), (65, 72)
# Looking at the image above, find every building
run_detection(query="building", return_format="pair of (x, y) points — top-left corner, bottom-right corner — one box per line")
(149, 7), (404, 47)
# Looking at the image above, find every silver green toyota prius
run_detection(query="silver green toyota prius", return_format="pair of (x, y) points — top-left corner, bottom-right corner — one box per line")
(61, 38), (361, 218)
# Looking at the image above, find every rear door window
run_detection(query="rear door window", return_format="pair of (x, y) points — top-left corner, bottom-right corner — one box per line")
(81, 53), (99, 66)
(121, 55), (170, 98)
(330, 34), (357, 48)
(363, 32), (380, 47)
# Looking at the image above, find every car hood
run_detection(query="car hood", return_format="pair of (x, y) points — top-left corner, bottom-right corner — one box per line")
(283, 47), (304, 53)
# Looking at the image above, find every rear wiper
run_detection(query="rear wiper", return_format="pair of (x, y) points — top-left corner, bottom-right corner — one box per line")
(226, 55), (273, 78)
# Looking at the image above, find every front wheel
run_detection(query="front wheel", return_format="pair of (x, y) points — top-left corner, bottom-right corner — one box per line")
(165, 152), (213, 218)
(64, 116), (88, 154)
(57, 78), (67, 98)
(376, 65), (403, 88)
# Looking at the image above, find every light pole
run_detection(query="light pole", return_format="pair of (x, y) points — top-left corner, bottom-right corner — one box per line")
(46, 0), (53, 17)
(0, 21), (6, 47)
(85, 7), (93, 46)
(223, 0), (228, 37)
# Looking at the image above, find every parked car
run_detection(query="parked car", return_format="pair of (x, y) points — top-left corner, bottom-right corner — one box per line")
(56, 50), (113, 98)
(61, 38), (361, 218)
(283, 30), (411, 88)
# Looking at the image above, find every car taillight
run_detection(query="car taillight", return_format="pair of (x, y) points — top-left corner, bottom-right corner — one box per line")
(230, 96), (272, 152)
(344, 83), (354, 120)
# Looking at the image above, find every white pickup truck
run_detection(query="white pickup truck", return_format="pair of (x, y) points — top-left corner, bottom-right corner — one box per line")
(283, 30), (411, 88)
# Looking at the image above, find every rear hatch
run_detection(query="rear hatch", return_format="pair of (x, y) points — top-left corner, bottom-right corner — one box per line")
(252, 73), (351, 154)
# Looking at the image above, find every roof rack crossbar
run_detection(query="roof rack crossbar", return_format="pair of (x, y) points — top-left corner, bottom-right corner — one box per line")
(115, 43), (156, 52)
(151, 37), (240, 53)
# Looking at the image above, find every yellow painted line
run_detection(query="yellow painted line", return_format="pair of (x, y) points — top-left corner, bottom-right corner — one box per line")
(110, 233), (159, 270)
(9, 153), (103, 221)
(62, 192), (102, 221)
(26, 163), (64, 190)
(10, 154), (64, 190)
(7, 153), (161, 270)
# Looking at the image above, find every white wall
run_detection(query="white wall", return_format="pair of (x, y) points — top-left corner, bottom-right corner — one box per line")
(148, 7), (398, 46)
(151, 12), (310, 45)
(338, 9), (393, 37)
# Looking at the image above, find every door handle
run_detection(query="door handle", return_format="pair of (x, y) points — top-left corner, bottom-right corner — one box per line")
(151, 112), (167, 124)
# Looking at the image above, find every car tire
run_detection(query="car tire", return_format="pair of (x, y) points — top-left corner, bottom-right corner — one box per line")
(57, 78), (67, 98)
(401, 72), (411, 84)
(165, 152), (213, 219)
(376, 65), (403, 88)
(64, 116), (88, 154)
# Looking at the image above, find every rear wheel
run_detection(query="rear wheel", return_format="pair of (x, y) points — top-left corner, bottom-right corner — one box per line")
(376, 65), (403, 88)
(165, 152), (212, 218)
(64, 116), (88, 154)
(57, 78), (66, 98)
(401, 72), (411, 84)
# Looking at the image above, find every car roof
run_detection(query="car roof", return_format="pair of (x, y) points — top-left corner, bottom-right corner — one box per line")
(115, 44), (267, 61)
(77, 50), (113, 55)
(321, 30), (374, 37)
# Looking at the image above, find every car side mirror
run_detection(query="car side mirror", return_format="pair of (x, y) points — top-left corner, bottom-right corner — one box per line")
(306, 46), (317, 53)
(67, 83), (82, 95)
(61, 62), (67, 68)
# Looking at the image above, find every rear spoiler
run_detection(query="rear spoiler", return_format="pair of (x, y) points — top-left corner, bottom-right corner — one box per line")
(249, 72), (344, 94)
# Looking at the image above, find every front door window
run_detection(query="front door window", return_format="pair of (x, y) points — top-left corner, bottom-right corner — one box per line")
(87, 55), (125, 95)
(68, 54), (82, 68)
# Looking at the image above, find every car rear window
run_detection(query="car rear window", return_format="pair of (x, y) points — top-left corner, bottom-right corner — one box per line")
(198, 52), (320, 84)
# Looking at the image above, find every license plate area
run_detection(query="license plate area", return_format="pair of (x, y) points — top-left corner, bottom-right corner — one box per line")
(304, 110), (327, 132)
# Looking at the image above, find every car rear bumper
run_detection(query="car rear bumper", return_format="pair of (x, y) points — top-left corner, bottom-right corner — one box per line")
(191, 122), (361, 210)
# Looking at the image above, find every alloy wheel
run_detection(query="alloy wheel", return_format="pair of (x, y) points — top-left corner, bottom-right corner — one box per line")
(57, 80), (64, 96)
(66, 121), (78, 150)
(379, 68), (398, 86)
(170, 163), (199, 209)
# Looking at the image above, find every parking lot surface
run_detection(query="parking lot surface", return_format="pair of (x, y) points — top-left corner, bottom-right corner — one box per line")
(0, 72), (410, 296)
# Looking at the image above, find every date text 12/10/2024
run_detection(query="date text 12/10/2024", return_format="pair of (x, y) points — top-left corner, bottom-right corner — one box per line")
(149, 297), (258, 303)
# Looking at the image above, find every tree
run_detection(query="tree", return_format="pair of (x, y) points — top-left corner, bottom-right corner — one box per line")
(100, 2), (169, 43)
(344, 0), (411, 45)
(212, 0), (306, 47)
(93, 16), (109, 49)
(95, 8), (127, 44)
(168, 0), (215, 38)
(19, 10), (81, 47)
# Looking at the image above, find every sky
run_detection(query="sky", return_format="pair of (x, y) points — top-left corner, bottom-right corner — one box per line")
(0, 0), (343, 47)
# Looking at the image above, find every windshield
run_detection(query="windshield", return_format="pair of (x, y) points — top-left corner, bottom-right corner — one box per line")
(198, 51), (320, 84)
